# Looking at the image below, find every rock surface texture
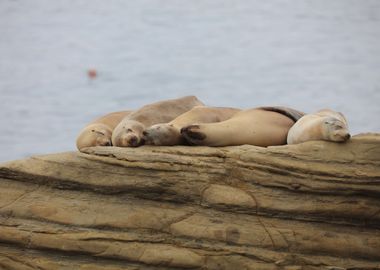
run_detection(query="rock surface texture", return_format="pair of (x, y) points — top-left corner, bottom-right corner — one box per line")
(0, 133), (379, 270)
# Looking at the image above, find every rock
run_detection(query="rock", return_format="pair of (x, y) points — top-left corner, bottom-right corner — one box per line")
(0, 133), (379, 269)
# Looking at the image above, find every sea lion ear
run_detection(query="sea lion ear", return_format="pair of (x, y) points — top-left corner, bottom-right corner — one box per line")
(323, 116), (339, 125)
(337, 112), (349, 125)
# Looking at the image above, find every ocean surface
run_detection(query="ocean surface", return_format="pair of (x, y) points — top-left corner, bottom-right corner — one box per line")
(1, 0), (379, 162)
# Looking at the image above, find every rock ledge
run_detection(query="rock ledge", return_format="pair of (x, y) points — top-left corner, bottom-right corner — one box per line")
(0, 133), (379, 269)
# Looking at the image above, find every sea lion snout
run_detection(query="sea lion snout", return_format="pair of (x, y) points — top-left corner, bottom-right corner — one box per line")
(98, 139), (112, 146)
(332, 130), (351, 142)
(128, 135), (140, 147)
(142, 130), (159, 145)
(142, 130), (149, 141)
(115, 132), (142, 147)
(141, 129), (155, 145)
(326, 118), (350, 142)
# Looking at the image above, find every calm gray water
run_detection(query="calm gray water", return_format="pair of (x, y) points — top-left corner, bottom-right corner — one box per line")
(1, 0), (379, 162)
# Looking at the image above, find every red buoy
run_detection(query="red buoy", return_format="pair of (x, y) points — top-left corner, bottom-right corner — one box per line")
(88, 69), (97, 79)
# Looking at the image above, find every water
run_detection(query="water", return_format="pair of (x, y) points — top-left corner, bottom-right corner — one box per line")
(1, 0), (379, 162)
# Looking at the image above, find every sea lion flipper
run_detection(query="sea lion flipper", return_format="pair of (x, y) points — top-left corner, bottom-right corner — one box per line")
(258, 106), (305, 123)
(181, 125), (207, 145)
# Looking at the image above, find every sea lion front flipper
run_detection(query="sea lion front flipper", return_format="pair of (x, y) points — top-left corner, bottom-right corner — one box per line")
(181, 125), (207, 145)
(258, 106), (305, 123)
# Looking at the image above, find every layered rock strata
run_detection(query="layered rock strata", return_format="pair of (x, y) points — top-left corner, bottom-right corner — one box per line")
(0, 133), (379, 269)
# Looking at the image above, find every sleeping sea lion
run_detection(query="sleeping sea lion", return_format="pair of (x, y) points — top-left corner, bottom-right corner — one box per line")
(112, 96), (204, 147)
(143, 106), (241, 146)
(287, 109), (350, 144)
(76, 110), (132, 151)
(181, 106), (305, 147)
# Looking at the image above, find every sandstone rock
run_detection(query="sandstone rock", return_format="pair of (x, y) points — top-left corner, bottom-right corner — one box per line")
(0, 133), (379, 269)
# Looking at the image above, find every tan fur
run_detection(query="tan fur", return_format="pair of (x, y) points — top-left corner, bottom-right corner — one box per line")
(143, 106), (241, 146)
(315, 109), (348, 126)
(76, 111), (132, 151)
(181, 108), (297, 147)
(112, 96), (204, 147)
(287, 109), (350, 144)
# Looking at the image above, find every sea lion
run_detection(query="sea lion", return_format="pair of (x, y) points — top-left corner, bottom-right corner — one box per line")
(76, 110), (132, 151)
(287, 109), (350, 144)
(143, 106), (241, 146)
(181, 106), (305, 147)
(112, 96), (204, 147)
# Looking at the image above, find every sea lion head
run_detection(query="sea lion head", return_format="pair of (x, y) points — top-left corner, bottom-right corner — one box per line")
(76, 123), (113, 150)
(112, 120), (145, 147)
(323, 117), (351, 142)
(143, 123), (181, 146)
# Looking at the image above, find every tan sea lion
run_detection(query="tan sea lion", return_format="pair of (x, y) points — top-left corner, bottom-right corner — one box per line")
(287, 109), (350, 144)
(76, 110), (132, 151)
(112, 96), (204, 147)
(181, 106), (305, 147)
(143, 106), (241, 146)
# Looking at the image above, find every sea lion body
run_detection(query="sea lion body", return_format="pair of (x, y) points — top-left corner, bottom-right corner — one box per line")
(181, 107), (304, 147)
(76, 110), (132, 151)
(287, 109), (350, 144)
(143, 106), (241, 146)
(112, 96), (204, 147)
